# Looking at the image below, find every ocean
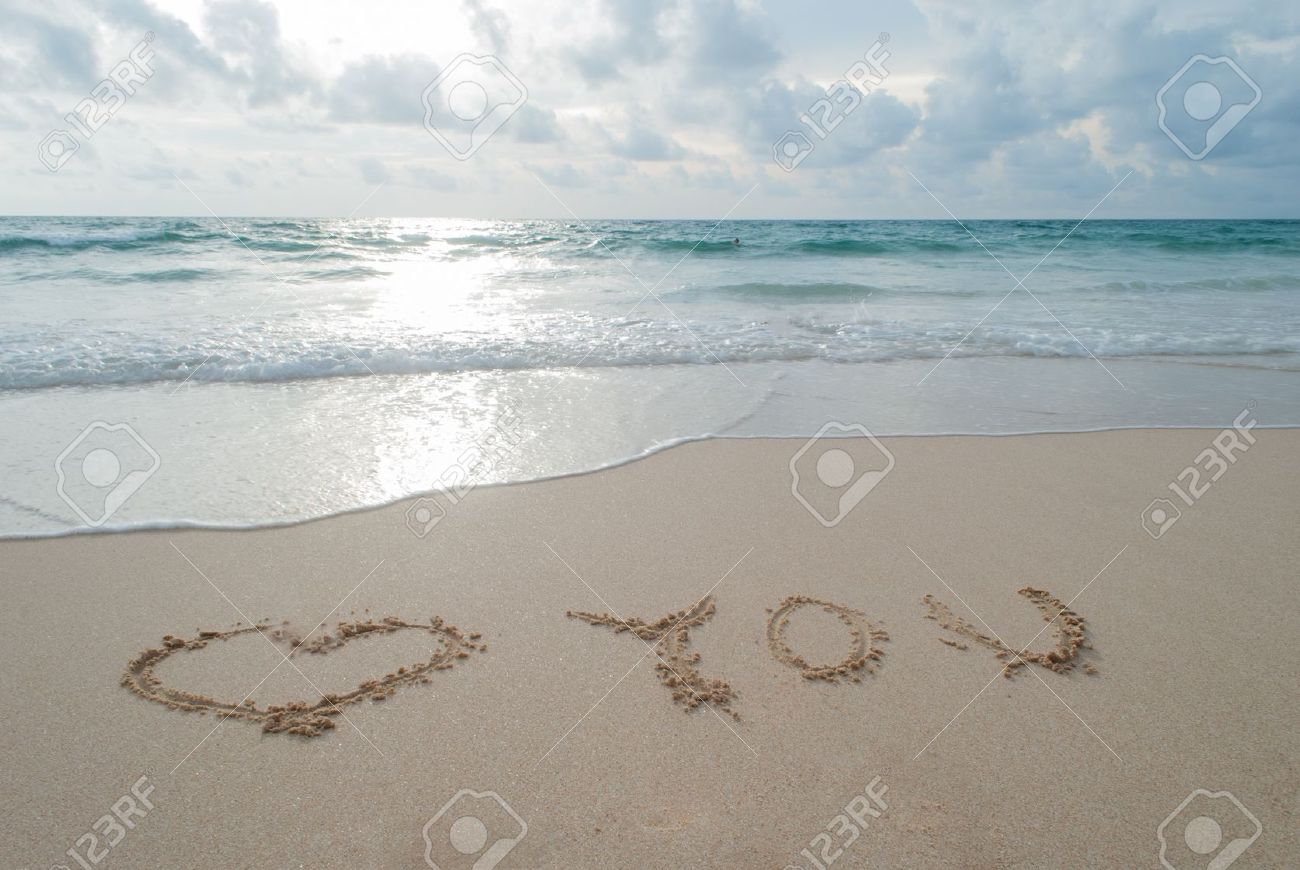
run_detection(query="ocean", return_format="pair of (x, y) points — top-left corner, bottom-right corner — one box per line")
(3, 217), (1298, 536)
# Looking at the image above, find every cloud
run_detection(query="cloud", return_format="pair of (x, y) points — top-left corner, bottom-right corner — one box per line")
(328, 54), (437, 124)
(608, 123), (686, 161)
(880, 0), (1300, 214)
(357, 156), (390, 184)
(727, 73), (918, 171)
(98, 0), (231, 84)
(3, 8), (100, 88)
(562, 0), (780, 91)
(1, 0), (1296, 216)
(527, 160), (592, 187)
(506, 103), (563, 143)
(462, 0), (511, 55)
(202, 0), (317, 106)
(567, 0), (674, 84)
(406, 164), (458, 191)
(678, 0), (781, 82)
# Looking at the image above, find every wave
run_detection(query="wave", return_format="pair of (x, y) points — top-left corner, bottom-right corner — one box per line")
(106, 267), (220, 283)
(1090, 274), (1300, 294)
(5, 219), (1299, 262)
(240, 238), (334, 253)
(688, 281), (995, 300)
(0, 228), (213, 252)
(683, 273), (1300, 300)
(790, 237), (966, 256)
(582, 236), (970, 257)
(0, 225), (429, 257)
(447, 234), (547, 246)
(1119, 231), (1300, 253)
(691, 281), (887, 299)
(285, 265), (387, 282)
(14, 263), (385, 284)
(3, 328), (1297, 389)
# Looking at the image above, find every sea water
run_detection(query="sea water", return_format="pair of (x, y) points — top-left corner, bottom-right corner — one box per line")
(2, 217), (1297, 535)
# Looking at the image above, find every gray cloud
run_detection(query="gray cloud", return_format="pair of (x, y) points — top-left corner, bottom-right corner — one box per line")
(527, 161), (592, 188)
(506, 103), (563, 143)
(462, 0), (511, 55)
(2, 8), (100, 88)
(202, 0), (317, 106)
(328, 54), (437, 124)
(608, 123), (686, 161)
(357, 156), (391, 184)
(679, 0), (781, 82)
(568, 0), (675, 84)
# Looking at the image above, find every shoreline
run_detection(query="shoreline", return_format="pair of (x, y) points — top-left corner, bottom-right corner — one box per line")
(8, 424), (1297, 541)
(8, 352), (1299, 538)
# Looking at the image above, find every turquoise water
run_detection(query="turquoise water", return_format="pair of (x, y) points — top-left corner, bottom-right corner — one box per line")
(1, 217), (1297, 535)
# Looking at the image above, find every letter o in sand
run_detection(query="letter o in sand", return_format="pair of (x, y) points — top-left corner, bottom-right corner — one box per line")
(765, 596), (888, 683)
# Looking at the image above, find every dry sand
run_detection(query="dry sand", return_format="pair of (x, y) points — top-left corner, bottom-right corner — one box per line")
(1, 430), (1296, 868)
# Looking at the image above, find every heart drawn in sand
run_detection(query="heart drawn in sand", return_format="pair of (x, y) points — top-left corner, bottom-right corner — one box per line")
(122, 616), (487, 736)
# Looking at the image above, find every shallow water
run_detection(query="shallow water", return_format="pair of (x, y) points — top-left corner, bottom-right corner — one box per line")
(3, 217), (1297, 536)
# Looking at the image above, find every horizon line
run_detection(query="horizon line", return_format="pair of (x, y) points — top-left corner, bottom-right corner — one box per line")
(3, 214), (1298, 221)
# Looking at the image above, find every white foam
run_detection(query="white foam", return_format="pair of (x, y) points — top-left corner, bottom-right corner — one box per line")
(3, 324), (1298, 389)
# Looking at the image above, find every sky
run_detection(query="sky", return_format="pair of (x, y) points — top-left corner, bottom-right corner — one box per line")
(2, 0), (1297, 218)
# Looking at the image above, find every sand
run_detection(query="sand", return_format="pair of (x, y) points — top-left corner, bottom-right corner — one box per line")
(1, 430), (1296, 868)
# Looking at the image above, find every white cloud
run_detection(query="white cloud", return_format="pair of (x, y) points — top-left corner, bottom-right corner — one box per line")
(1, 0), (1296, 216)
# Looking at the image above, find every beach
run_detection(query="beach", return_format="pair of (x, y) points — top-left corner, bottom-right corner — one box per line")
(5, 429), (1296, 868)
(8, 0), (1300, 866)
